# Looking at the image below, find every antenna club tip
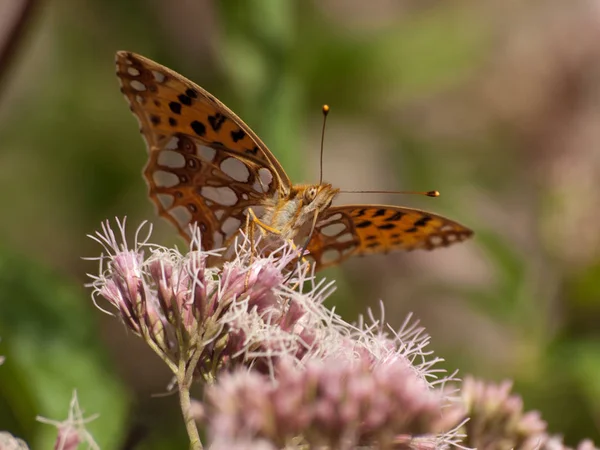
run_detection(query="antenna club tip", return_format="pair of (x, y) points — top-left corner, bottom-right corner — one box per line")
(322, 104), (330, 115)
(427, 190), (440, 197)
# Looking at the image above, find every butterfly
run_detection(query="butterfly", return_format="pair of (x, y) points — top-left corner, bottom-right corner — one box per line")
(115, 51), (473, 270)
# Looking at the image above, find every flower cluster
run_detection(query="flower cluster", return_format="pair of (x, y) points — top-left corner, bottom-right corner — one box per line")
(459, 376), (599, 450)
(206, 354), (462, 449)
(88, 219), (333, 379)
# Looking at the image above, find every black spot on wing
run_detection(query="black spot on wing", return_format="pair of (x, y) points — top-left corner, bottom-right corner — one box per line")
(414, 216), (432, 227)
(386, 211), (405, 222)
(169, 102), (182, 114)
(372, 209), (386, 217)
(231, 129), (246, 142)
(208, 113), (226, 131)
(356, 220), (372, 229)
(178, 94), (192, 106)
(191, 121), (206, 136)
(185, 88), (198, 99)
(378, 223), (395, 230)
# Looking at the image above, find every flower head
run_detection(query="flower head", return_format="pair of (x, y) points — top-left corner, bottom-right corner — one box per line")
(0, 432), (29, 450)
(206, 353), (463, 449)
(88, 219), (334, 379)
(36, 391), (99, 450)
(459, 376), (600, 450)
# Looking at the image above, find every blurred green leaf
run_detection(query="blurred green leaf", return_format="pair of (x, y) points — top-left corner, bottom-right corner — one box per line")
(0, 246), (128, 448)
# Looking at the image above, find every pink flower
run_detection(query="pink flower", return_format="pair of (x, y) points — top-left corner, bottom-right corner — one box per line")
(36, 391), (99, 450)
(88, 219), (328, 379)
(206, 354), (463, 448)
(459, 376), (599, 450)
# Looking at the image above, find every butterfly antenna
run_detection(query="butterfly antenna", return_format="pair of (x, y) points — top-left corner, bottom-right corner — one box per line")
(318, 105), (329, 185)
(340, 189), (440, 197)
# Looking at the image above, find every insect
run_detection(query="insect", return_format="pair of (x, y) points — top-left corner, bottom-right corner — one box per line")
(115, 51), (473, 270)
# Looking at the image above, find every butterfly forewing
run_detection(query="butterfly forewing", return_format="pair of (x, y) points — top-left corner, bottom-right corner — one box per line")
(115, 51), (291, 249)
(307, 205), (473, 270)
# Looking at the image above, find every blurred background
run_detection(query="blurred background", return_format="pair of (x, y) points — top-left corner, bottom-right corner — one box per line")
(0, 0), (599, 448)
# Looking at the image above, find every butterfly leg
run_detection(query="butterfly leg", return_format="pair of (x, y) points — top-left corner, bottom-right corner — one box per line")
(244, 208), (286, 290)
(283, 209), (319, 283)
(247, 208), (282, 237)
(245, 208), (308, 288)
(247, 208), (309, 260)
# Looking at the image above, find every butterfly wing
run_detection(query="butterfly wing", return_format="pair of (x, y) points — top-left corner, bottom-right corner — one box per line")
(306, 205), (473, 270)
(115, 51), (291, 249)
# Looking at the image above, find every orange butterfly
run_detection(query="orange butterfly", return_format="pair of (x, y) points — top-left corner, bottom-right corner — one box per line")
(116, 51), (473, 270)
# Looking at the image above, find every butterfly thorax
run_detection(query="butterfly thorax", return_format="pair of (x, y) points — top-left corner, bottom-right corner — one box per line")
(260, 183), (339, 241)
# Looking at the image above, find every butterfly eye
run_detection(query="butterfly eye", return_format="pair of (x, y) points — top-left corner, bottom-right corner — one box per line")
(304, 187), (318, 203)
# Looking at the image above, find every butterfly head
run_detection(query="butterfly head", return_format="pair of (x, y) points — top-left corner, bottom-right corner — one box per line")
(300, 183), (339, 215)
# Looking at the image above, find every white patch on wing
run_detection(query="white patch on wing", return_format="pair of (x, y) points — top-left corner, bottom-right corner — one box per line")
(214, 210), (225, 220)
(130, 80), (146, 91)
(336, 232), (354, 243)
(165, 136), (180, 150)
(156, 194), (174, 209)
(220, 158), (250, 182)
(253, 168), (273, 192)
(200, 186), (238, 206)
(158, 150), (185, 168)
(446, 234), (457, 242)
(322, 249), (340, 265)
(153, 170), (179, 188)
(341, 245), (357, 256)
(221, 217), (242, 236)
(169, 206), (192, 228)
(127, 67), (140, 76)
(429, 235), (443, 246)
(212, 231), (224, 248)
(196, 145), (216, 162)
(326, 213), (343, 223)
(152, 70), (166, 83)
(320, 222), (346, 237)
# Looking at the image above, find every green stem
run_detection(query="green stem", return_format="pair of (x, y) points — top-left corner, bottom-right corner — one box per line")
(178, 361), (203, 450)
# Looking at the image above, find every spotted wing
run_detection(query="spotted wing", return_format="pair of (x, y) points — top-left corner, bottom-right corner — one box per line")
(116, 51), (291, 250)
(306, 205), (473, 270)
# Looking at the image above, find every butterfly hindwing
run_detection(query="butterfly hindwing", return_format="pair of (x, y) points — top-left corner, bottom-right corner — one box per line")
(307, 205), (473, 269)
